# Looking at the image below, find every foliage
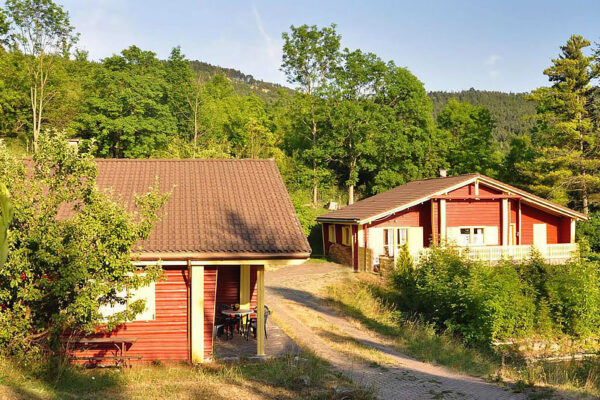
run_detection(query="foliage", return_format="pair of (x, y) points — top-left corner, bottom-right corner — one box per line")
(577, 211), (600, 253)
(525, 35), (600, 214)
(437, 99), (501, 176)
(0, 132), (169, 355)
(3, 0), (78, 150)
(429, 89), (536, 146)
(390, 247), (600, 346)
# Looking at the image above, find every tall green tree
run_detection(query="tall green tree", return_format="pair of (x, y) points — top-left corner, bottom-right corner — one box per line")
(437, 99), (500, 176)
(0, 132), (168, 353)
(370, 64), (444, 194)
(73, 46), (177, 158)
(166, 47), (206, 156)
(528, 35), (600, 214)
(281, 24), (341, 204)
(3, 0), (78, 151)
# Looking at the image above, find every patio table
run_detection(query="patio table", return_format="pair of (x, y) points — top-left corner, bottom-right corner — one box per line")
(221, 308), (253, 340)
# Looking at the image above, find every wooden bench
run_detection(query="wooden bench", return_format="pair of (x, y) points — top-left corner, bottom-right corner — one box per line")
(70, 337), (140, 367)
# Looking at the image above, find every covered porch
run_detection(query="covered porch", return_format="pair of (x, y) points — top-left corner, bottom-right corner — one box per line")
(190, 263), (267, 363)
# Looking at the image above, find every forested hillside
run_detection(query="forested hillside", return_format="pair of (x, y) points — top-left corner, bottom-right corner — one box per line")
(189, 60), (290, 103)
(429, 89), (536, 145)
(1, 0), (599, 224)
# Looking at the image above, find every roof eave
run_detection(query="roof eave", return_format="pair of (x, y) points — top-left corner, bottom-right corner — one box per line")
(134, 251), (312, 261)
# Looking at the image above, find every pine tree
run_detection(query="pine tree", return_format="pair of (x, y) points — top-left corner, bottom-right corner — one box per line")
(528, 35), (600, 214)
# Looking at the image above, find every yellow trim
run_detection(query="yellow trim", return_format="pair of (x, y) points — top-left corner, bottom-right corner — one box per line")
(191, 265), (204, 363)
(256, 266), (265, 356)
(240, 265), (251, 310)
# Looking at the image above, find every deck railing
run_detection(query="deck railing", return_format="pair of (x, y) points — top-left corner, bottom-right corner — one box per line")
(397, 243), (579, 265)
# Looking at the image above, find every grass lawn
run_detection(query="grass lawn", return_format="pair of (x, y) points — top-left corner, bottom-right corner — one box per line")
(0, 354), (374, 400)
(323, 272), (600, 398)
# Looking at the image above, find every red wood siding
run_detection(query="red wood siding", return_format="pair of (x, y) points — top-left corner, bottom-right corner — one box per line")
(449, 184), (475, 196)
(446, 199), (502, 244)
(250, 266), (258, 309)
(71, 267), (190, 363)
(559, 217), (572, 243)
(373, 203), (433, 247)
(479, 184), (502, 195)
(335, 225), (345, 247)
(520, 204), (564, 244)
(203, 267), (217, 361)
(216, 266), (240, 306)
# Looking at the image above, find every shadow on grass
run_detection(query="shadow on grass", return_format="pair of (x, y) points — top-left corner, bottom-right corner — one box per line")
(268, 283), (499, 378)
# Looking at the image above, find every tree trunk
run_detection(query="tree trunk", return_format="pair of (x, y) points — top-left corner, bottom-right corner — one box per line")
(311, 111), (318, 206)
(348, 185), (354, 205)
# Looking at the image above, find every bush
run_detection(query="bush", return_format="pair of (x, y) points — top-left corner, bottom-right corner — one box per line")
(390, 247), (600, 347)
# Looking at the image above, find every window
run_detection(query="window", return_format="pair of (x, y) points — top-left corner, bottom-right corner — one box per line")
(458, 227), (485, 246)
(328, 225), (336, 243)
(397, 228), (408, 246)
(383, 229), (393, 257)
(98, 282), (156, 321)
(341, 226), (352, 246)
(383, 228), (408, 257)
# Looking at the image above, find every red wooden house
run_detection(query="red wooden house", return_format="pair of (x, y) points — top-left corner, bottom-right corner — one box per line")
(317, 173), (587, 271)
(71, 159), (310, 363)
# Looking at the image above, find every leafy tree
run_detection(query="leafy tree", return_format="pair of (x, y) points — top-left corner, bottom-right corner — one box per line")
(166, 47), (205, 156)
(327, 49), (385, 204)
(527, 35), (600, 214)
(0, 131), (169, 354)
(73, 46), (178, 158)
(2, 0), (78, 151)
(370, 64), (444, 194)
(437, 99), (500, 176)
(281, 23), (341, 204)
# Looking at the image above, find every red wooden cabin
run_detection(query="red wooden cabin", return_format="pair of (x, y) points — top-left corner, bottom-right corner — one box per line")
(317, 173), (587, 271)
(70, 159), (310, 363)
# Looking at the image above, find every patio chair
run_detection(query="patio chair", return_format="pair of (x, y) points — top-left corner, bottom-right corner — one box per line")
(216, 303), (236, 340)
(249, 305), (270, 340)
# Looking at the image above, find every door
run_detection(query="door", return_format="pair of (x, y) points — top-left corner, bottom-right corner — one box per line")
(533, 223), (547, 248)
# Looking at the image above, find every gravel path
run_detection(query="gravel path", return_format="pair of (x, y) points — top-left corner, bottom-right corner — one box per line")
(266, 262), (528, 400)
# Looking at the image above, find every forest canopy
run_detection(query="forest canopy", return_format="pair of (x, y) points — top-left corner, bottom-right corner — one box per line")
(0, 0), (599, 223)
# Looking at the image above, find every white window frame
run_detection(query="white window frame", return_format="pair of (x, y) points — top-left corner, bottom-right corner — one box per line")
(383, 228), (408, 257)
(99, 281), (156, 322)
(458, 226), (486, 246)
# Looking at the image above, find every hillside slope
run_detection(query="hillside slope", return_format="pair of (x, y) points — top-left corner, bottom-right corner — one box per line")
(429, 89), (536, 146)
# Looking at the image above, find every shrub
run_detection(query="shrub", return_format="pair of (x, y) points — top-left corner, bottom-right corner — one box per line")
(390, 247), (600, 347)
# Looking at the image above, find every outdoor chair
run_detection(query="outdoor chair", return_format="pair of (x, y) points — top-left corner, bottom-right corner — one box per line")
(249, 305), (270, 340)
(216, 303), (236, 340)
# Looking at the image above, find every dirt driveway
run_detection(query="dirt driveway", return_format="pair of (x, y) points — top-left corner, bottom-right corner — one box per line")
(265, 261), (527, 400)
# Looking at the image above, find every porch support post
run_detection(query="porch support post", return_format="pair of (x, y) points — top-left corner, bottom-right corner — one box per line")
(502, 198), (509, 246)
(240, 265), (251, 310)
(570, 219), (576, 243)
(256, 265), (265, 356)
(191, 265), (205, 363)
(439, 199), (447, 244)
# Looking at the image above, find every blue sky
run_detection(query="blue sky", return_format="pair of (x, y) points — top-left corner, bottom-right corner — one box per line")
(56, 0), (600, 92)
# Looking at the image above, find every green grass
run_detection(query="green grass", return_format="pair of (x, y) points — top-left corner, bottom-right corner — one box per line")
(323, 273), (600, 398)
(324, 275), (498, 377)
(0, 354), (375, 400)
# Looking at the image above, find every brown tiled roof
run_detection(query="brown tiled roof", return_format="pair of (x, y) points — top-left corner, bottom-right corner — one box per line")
(318, 174), (477, 223)
(93, 159), (311, 258)
(317, 173), (587, 223)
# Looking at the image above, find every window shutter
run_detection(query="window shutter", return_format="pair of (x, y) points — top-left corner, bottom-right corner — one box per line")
(130, 281), (156, 321)
(483, 226), (499, 245)
(407, 227), (424, 256)
(446, 227), (461, 245)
